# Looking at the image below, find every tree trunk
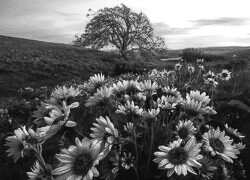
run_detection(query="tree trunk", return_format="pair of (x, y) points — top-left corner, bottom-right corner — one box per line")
(120, 49), (128, 60)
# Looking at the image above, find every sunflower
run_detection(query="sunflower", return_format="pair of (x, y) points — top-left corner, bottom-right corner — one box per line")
(123, 122), (134, 134)
(204, 78), (218, 88)
(112, 80), (129, 96)
(89, 73), (105, 86)
(142, 108), (160, 120)
(134, 92), (147, 102)
(196, 58), (204, 65)
(162, 86), (182, 104)
(186, 90), (210, 107)
(85, 86), (113, 107)
(27, 161), (43, 180)
(121, 152), (135, 170)
(202, 127), (240, 163)
(225, 123), (245, 140)
(198, 156), (217, 180)
(175, 63), (182, 71)
(87, 73), (105, 92)
(116, 100), (143, 116)
(41, 101), (78, 140)
(52, 137), (103, 180)
(198, 65), (205, 70)
(175, 120), (197, 139)
(5, 126), (28, 162)
(113, 80), (141, 95)
(140, 80), (158, 95)
(196, 59), (205, 70)
(182, 99), (207, 116)
(187, 65), (195, 73)
(126, 80), (142, 94)
(90, 116), (119, 152)
(27, 161), (52, 180)
(154, 138), (202, 177)
(218, 69), (231, 81)
(203, 71), (216, 79)
(5, 126), (41, 162)
(182, 91), (216, 116)
(155, 96), (178, 110)
(44, 101), (78, 127)
(51, 86), (81, 100)
(148, 69), (160, 78)
(235, 142), (246, 150)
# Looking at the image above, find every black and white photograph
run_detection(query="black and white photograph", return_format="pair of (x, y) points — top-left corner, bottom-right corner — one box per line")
(0, 0), (250, 179)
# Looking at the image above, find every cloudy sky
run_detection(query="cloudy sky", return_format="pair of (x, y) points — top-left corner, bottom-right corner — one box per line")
(0, 0), (250, 49)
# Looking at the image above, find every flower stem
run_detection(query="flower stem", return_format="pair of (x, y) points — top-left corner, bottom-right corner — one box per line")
(146, 122), (154, 178)
(134, 129), (139, 169)
(34, 147), (46, 170)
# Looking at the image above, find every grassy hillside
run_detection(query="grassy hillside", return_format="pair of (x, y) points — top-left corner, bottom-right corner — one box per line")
(0, 35), (183, 100)
(0, 35), (122, 98)
(1, 35), (249, 100)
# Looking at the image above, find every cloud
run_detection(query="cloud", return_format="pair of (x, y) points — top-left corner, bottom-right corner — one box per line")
(55, 11), (83, 17)
(191, 17), (249, 26)
(152, 22), (195, 36)
(0, 0), (87, 43)
(0, 0), (250, 48)
(165, 34), (250, 49)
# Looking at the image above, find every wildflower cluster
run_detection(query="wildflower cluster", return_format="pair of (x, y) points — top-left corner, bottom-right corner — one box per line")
(4, 68), (245, 180)
(149, 59), (232, 102)
(0, 108), (9, 119)
(18, 86), (50, 101)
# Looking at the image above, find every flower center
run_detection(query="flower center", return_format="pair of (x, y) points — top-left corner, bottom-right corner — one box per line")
(206, 74), (213, 78)
(73, 153), (93, 176)
(164, 92), (176, 98)
(25, 136), (39, 144)
(186, 109), (199, 117)
(123, 158), (133, 165)
(209, 138), (225, 153)
(126, 85), (139, 95)
(178, 127), (189, 139)
(18, 142), (24, 151)
(221, 73), (228, 78)
(168, 147), (187, 165)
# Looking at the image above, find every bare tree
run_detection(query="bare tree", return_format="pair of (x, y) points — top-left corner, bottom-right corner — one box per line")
(74, 4), (166, 60)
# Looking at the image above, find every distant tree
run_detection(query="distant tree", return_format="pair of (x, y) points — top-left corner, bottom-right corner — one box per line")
(74, 4), (166, 60)
(181, 48), (204, 62)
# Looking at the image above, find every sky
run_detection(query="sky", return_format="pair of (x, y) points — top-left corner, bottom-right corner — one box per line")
(0, 0), (250, 49)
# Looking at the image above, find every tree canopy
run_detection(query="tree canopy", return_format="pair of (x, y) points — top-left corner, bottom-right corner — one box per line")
(74, 4), (166, 59)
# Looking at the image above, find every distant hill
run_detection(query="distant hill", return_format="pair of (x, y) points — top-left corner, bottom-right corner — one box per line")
(0, 35), (120, 98)
(201, 46), (250, 55)
(167, 46), (250, 57)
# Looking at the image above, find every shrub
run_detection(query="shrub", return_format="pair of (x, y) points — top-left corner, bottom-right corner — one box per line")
(112, 61), (148, 76)
(182, 48), (204, 62)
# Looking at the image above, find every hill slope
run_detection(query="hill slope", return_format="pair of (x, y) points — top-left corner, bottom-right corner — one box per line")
(167, 46), (250, 57)
(1, 35), (249, 99)
(0, 35), (120, 98)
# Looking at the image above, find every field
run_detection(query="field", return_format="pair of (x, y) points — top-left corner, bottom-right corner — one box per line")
(1, 35), (250, 180)
(1, 35), (250, 99)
